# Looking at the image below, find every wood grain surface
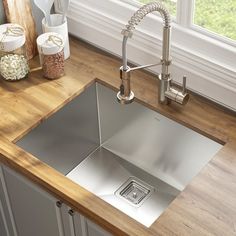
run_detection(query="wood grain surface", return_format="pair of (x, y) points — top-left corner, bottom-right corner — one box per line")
(3, 0), (37, 59)
(0, 37), (236, 236)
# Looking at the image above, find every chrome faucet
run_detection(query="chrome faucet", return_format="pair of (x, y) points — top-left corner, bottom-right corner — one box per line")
(117, 2), (189, 105)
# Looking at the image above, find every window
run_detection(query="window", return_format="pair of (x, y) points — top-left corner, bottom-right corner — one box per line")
(129, 0), (236, 43)
(139, 0), (177, 16)
(194, 0), (236, 41)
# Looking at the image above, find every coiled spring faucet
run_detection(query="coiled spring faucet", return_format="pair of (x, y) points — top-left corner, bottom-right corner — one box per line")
(117, 2), (189, 105)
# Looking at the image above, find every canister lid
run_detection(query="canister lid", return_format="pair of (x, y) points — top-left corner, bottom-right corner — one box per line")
(0, 24), (26, 52)
(37, 32), (64, 55)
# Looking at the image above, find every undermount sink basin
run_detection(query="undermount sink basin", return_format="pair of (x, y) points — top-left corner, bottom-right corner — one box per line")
(17, 83), (222, 227)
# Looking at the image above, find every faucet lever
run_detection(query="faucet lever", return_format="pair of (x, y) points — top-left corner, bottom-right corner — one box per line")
(165, 75), (189, 105)
(182, 76), (187, 94)
(129, 61), (162, 72)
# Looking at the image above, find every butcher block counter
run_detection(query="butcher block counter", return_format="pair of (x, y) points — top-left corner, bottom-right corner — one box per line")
(0, 37), (236, 236)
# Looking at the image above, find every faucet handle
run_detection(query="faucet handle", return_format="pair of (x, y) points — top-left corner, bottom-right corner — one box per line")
(165, 75), (189, 105)
(182, 76), (187, 94)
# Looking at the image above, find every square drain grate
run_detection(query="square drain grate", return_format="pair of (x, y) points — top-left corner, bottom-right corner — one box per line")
(115, 177), (154, 207)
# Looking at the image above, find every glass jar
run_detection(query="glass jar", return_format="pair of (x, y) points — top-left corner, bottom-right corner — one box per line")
(0, 24), (29, 81)
(37, 32), (65, 80)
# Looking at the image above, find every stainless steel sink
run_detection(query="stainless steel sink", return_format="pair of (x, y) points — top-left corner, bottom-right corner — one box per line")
(17, 83), (222, 227)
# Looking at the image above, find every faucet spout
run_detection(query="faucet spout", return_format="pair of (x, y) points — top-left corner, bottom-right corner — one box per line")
(121, 2), (171, 71)
(117, 1), (189, 106)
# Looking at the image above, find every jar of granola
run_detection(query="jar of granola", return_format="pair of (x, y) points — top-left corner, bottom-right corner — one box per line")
(37, 32), (65, 79)
(0, 24), (29, 81)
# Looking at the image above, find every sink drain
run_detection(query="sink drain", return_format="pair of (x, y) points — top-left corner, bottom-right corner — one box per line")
(115, 177), (154, 207)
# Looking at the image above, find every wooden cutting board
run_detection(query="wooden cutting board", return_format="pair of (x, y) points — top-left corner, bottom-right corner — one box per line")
(3, 0), (38, 59)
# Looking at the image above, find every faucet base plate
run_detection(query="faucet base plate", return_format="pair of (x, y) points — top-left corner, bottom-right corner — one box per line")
(117, 91), (134, 104)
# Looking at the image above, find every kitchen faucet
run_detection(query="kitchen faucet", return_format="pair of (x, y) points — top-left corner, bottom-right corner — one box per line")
(117, 1), (189, 105)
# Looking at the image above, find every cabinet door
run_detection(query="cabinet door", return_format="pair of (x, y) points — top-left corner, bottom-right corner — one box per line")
(86, 219), (112, 236)
(0, 165), (17, 236)
(61, 205), (83, 236)
(72, 212), (112, 236)
(0, 200), (8, 236)
(2, 165), (64, 236)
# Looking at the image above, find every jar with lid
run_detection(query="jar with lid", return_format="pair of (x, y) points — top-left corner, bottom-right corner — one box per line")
(0, 23), (29, 81)
(37, 32), (65, 80)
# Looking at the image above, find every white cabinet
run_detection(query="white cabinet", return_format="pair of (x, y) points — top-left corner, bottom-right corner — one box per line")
(71, 212), (112, 236)
(0, 166), (17, 236)
(60, 205), (84, 236)
(0, 201), (8, 236)
(0, 164), (113, 236)
(86, 219), (112, 236)
(0, 165), (64, 236)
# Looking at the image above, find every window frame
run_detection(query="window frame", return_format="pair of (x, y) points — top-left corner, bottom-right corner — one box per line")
(126, 0), (236, 46)
(54, 0), (236, 111)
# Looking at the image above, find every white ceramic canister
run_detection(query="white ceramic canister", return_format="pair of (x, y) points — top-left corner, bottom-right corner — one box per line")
(37, 32), (65, 79)
(0, 23), (29, 81)
(42, 14), (70, 60)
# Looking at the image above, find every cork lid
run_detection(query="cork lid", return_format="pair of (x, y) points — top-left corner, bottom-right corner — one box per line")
(37, 32), (64, 55)
(0, 24), (26, 52)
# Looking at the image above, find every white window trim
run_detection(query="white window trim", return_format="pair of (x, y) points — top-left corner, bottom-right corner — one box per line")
(55, 0), (236, 111)
(176, 0), (194, 27)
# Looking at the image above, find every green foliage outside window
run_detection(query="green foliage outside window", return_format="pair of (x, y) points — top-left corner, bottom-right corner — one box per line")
(139, 0), (176, 16)
(138, 0), (236, 41)
(194, 0), (236, 40)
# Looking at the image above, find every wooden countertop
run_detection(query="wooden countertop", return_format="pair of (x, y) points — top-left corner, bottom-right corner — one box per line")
(0, 37), (236, 236)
